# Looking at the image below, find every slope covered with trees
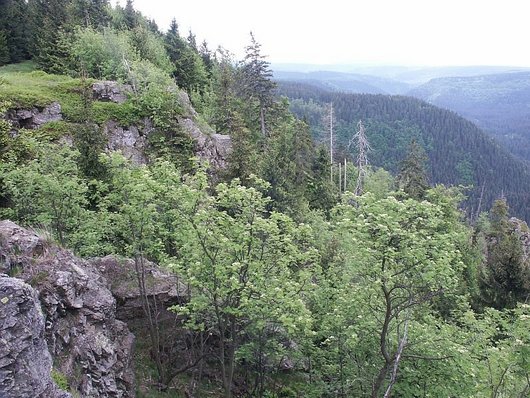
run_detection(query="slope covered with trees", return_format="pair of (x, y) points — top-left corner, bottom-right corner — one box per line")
(1, 2), (530, 398)
(408, 71), (530, 161)
(279, 81), (530, 221)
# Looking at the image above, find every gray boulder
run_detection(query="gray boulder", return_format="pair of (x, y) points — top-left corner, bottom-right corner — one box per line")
(6, 102), (62, 129)
(0, 221), (136, 397)
(0, 276), (72, 398)
(92, 81), (131, 104)
(93, 255), (188, 321)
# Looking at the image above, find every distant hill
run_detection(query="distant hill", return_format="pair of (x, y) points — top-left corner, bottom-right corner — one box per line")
(273, 70), (411, 94)
(272, 63), (530, 84)
(408, 72), (530, 161)
(278, 81), (530, 221)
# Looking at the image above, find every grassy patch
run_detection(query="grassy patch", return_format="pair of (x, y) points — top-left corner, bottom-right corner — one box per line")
(35, 121), (76, 140)
(51, 368), (70, 391)
(0, 60), (38, 73)
(0, 62), (138, 125)
(92, 101), (140, 125)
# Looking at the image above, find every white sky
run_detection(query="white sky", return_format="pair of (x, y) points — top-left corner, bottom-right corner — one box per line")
(115, 0), (530, 67)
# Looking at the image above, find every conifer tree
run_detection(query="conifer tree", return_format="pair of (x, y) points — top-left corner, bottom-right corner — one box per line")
(0, 31), (9, 66)
(124, 0), (137, 29)
(0, 0), (30, 63)
(396, 139), (429, 199)
(481, 198), (530, 308)
(70, 0), (110, 28)
(240, 32), (276, 136)
(165, 19), (207, 94)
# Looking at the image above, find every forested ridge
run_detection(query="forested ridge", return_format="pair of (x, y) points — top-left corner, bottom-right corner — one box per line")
(408, 71), (530, 162)
(278, 81), (530, 221)
(1, 1), (530, 398)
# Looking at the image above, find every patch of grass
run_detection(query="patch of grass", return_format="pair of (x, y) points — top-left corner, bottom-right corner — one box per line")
(28, 270), (50, 287)
(0, 68), (84, 115)
(51, 368), (69, 391)
(0, 60), (38, 73)
(35, 121), (75, 140)
(92, 101), (140, 125)
(0, 62), (137, 125)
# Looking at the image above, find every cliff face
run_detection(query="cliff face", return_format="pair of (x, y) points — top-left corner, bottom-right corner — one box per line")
(0, 221), (136, 397)
(0, 276), (72, 398)
(5, 81), (231, 169)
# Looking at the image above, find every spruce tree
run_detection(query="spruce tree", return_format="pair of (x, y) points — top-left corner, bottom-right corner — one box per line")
(165, 19), (207, 94)
(0, 31), (9, 65)
(0, 0), (31, 63)
(396, 139), (429, 199)
(124, 0), (137, 29)
(240, 32), (276, 136)
(481, 198), (530, 308)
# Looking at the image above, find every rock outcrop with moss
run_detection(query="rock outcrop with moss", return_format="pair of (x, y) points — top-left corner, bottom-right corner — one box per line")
(0, 221), (136, 397)
(0, 276), (72, 398)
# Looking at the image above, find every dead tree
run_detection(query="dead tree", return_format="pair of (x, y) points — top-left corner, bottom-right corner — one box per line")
(349, 120), (371, 196)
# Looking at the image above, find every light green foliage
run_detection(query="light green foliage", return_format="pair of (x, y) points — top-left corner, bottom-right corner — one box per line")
(0, 67), (84, 112)
(363, 167), (394, 199)
(69, 27), (137, 81)
(1, 144), (88, 246)
(173, 176), (316, 396)
(51, 368), (69, 391)
(310, 190), (468, 396)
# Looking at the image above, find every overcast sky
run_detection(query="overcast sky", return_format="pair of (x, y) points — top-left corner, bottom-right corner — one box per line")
(115, 0), (530, 67)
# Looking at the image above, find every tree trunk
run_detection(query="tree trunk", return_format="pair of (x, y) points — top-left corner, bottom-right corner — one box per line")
(260, 106), (266, 136)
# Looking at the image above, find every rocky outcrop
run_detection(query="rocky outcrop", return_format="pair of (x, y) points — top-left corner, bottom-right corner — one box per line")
(0, 276), (72, 398)
(3, 81), (231, 169)
(92, 81), (131, 104)
(104, 119), (152, 165)
(0, 221), (136, 397)
(93, 255), (188, 321)
(6, 102), (62, 129)
(181, 118), (231, 170)
(177, 90), (231, 169)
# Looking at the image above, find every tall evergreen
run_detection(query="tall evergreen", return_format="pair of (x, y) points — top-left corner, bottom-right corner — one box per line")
(396, 139), (430, 199)
(481, 198), (530, 308)
(70, 0), (110, 28)
(240, 32), (276, 136)
(0, 0), (31, 63)
(123, 0), (137, 29)
(0, 31), (9, 66)
(28, 0), (70, 72)
(164, 19), (206, 94)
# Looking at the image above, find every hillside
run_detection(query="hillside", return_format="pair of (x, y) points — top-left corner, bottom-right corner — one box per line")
(408, 71), (530, 161)
(2, 1), (530, 397)
(278, 81), (530, 221)
(273, 70), (412, 94)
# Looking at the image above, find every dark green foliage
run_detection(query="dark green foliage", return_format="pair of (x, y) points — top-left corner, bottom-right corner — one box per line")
(69, 0), (110, 28)
(0, 0), (31, 63)
(396, 139), (429, 199)
(240, 33), (276, 136)
(164, 19), (207, 94)
(262, 118), (313, 217)
(279, 81), (530, 222)
(480, 199), (530, 308)
(307, 146), (337, 213)
(123, 0), (138, 29)
(0, 31), (9, 66)
(73, 82), (108, 181)
(223, 111), (259, 182)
